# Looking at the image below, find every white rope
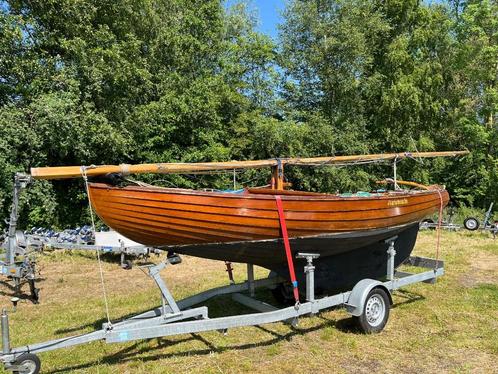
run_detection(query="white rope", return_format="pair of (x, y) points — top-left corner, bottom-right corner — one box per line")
(81, 166), (112, 327)
(435, 189), (444, 273)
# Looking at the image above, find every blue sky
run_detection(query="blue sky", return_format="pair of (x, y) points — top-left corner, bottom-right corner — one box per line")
(251, 0), (284, 38)
(225, 1), (446, 38)
(226, 0), (285, 39)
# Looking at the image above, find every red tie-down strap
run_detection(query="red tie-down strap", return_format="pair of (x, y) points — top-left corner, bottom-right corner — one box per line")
(274, 195), (300, 304)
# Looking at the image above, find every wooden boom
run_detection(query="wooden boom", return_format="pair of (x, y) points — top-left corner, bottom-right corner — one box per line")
(30, 150), (469, 180)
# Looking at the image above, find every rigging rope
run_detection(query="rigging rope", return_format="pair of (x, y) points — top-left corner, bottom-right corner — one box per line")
(285, 157), (389, 168)
(435, 189), (444, 273)
(81, 166), (112, 327)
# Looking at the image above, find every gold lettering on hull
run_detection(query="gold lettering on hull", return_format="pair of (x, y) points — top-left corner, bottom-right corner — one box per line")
(387, 199), (408, 207)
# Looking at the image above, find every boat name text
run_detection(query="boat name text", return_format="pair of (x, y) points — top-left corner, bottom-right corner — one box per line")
(387, 199), (408, 207)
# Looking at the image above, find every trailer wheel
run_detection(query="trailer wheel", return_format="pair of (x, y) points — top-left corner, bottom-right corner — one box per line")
(12, 353), (41, 374)
(354, 288), (390, 334)
(463, 217), (480, 231)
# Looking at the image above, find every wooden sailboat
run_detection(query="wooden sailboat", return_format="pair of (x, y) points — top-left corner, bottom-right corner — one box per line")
(31, 151), (466, 291)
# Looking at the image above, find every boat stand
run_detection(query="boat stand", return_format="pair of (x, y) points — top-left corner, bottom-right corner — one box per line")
(0, 238), (444, 374)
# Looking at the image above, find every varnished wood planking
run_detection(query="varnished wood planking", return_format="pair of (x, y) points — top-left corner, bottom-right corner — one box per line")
(88, 183), (448, 247)
(93, 198), (443, 234)
(99, 204), (440, 245)
(93, 194), (444, 224)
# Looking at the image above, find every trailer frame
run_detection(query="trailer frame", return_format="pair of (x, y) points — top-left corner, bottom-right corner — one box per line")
(0, 238), (444, 374)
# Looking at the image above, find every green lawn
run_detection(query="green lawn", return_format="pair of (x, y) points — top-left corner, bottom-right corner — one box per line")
(1, 231), (497, 373)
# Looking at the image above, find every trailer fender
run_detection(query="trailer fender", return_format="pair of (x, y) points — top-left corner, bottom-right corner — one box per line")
(345, 279), (392, 317)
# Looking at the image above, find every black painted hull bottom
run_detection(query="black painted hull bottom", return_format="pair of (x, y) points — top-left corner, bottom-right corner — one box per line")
(171, 223), (420, 292)
(275, 223), (419, 293)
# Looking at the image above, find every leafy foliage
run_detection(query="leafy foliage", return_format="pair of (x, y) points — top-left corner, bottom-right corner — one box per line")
(0, 0), (496, 228)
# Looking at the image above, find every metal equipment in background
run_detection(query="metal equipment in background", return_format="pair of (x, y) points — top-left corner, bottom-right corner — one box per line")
(0, 236), (444, 374)
(463, 203), (497, 238)
(0, 174), (39, 302)
(40, 230), (163, 270)
(0, 174), (162, 302)
(420, 204), (461, 231)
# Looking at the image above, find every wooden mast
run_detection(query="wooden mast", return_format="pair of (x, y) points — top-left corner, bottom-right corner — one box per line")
(271, 159), (285, 190)
(30, 150), (469, 181)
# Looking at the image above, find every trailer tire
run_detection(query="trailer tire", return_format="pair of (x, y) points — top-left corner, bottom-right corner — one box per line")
(12, 353), (40, 374)
(463, 217), (480, 231)
(354, 287), (390, 334)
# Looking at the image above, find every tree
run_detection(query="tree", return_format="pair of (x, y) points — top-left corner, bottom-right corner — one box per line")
(279, 0), (496, 206)
(0, 0), (283, 226)
(446, 0), (498, 206)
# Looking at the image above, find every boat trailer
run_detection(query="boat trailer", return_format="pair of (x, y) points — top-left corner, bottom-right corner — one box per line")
(0, 238), (444, 374)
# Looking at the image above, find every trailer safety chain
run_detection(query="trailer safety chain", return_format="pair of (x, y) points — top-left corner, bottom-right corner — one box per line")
(274, 195), (300, 307)
(81, 166), (112, 327)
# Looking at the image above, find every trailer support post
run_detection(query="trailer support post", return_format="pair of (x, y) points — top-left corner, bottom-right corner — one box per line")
(1, 310), (10, 355)
(385, 239), (397, 283)
(247, 264), (255, 297)
(296, 253), (320, 315)
(146, 261), (180, 314)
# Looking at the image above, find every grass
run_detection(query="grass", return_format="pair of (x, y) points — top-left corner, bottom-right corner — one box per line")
(0, 231), (497, 373)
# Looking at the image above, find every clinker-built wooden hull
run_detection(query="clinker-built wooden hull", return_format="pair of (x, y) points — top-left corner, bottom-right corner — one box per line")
(89, 183), (447, 263)
(88, 183), (448, 291)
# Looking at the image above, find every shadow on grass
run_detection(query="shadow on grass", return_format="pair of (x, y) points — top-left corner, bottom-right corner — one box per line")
(391, 289), (425, 308)
(43, 289), (426, 373)
(45, 317), (342, 374)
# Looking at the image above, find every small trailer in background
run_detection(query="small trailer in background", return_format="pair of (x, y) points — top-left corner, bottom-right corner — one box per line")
(463, 203), (497, 238)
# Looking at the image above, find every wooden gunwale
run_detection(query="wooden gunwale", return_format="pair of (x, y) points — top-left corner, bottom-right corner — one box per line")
(90, 182), (435, 200)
